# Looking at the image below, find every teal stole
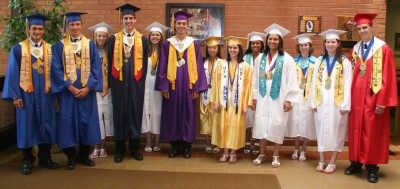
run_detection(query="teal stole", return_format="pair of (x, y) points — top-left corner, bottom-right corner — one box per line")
(259, 53), (284, 99)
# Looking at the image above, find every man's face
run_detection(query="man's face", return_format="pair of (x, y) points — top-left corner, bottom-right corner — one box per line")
(122, 14), (136, 31)
(29, 24), (44, 43)
(68, 21), (82, 38)
(175, 20), (188, 35)
(356, 23), (373, 42)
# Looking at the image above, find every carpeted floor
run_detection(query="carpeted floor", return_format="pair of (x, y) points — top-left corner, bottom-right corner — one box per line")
(0, 164), (281, 189)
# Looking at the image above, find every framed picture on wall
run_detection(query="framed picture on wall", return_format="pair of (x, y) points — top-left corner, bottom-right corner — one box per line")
(166, 3), (224, 42)
(395, 33), (400, 51)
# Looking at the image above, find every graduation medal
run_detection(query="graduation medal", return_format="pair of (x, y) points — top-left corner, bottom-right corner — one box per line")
(177, 58), (185, 67)
(127, 38), (133, 45)
(125, 52), (131, 58)
(151, 69), (157, 75)
(300, 78), (307, 89)
(359, 64), (366, 78)
(266, 71), (274, 80)
(32, 48), (40, 57)
(325, 78), (332, 90)
(72, 43), (78, 51)
(208, 84), (212, 89)
(259, 72), (265, 78)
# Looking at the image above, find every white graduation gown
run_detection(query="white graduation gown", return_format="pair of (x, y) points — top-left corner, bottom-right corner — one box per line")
(252, 52), (299, 144)
(141, 56), (162, 134)
(309, 57), (352, 152)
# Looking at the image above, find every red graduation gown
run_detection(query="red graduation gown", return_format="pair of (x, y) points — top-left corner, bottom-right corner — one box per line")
(349, 42), (398, 164)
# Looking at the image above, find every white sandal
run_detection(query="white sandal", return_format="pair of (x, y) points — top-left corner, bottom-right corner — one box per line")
(212, 147), (220, 154)
(315, 162), (325, 172)
(291, 149), (299, 159)
(271, 156), (280, 168)
(205, 146), (212, 154)
(323, 164), (336, 174)
(144, 145), (152, 152)
(219, 154), (230, 162)
(298, 151), (306, 161)
(252, 155), (266, 166)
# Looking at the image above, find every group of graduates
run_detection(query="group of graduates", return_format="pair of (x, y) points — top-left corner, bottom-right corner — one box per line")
(1, 2), (397, 184)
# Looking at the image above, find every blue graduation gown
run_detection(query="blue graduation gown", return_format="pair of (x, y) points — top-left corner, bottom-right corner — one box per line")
(2, 44), (57, 148)
(51, 39), (102, 148)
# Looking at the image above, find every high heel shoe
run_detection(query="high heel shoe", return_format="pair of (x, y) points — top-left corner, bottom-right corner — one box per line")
(271, 156), (280, 168)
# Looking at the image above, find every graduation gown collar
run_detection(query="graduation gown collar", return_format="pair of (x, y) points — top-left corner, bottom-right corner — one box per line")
(354, 37), (385, 60)
(167, 36), (195, 53)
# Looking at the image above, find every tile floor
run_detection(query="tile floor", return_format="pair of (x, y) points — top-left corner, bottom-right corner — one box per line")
(1, 141), (400, 189)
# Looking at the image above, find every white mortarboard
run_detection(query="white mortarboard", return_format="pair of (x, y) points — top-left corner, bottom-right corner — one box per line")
(318, 29), (346, 40)
(145, 22), (169, 33)
(292, 33), (316, 44)
(247, 31), (267, 42)
(264, 23), (290, 37)
(88, 22), (113, 33)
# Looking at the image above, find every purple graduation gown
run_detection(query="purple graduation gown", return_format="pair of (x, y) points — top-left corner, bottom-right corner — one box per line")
(2, 44), (57, 148)
(51, 39), (102, 148)
(155, 40), (207, 142)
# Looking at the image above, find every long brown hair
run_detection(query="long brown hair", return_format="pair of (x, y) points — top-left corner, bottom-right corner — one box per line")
(148, 31), (164, 57)
(322, 39), (343, 64)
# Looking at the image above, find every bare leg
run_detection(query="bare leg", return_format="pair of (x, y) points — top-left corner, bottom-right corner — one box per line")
(229, 149), (237, 163)
(144, 132), (152, 152)
(291, 137), (300, 159)
(153, 134), (161, 151)
(316, 152), (325, 171)
(271, 143), (281, 167)
(323, 151), (338, 173)
(244, 128), (251, 153)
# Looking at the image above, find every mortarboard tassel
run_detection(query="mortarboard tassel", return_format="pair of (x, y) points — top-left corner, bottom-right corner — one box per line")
(170, 14), (174, 35)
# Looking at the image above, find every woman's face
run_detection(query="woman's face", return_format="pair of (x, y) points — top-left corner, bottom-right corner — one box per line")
(325, 39), (339, 55)
(96, 31), (108, 46)
(228, 44), (239, 58)
(207, 45), (218, 57)
(250, 40), (262, 53)
(150, 31), (161, 45)
(299, 43), (310, 55)
(267, 34), (280, 51)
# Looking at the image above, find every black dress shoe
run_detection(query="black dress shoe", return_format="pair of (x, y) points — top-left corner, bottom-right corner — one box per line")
(114, 153), (124, 163)
(131, 151), (143, 161)
(367, 173), (379, 183)
(168, 149), (180, 158)
(344, 164), (362, 175)
(183, 149), (191, 159)
(77, 158), (95, 167)
(66, 159), (76, 170)
(38, 159), (59, 169)
(21, 160), (33, 175)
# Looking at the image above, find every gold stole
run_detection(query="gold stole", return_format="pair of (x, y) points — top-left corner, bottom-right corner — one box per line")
(352, 47), (383, 93)
(63, 35), (91, 87)
(305, 66), (314, 100)
(113, 29), (143, 81)
(20, 40), (52, 93)
(315, 62), (344, 106)
(100, 52), (108, 97)
(167, 43), (198, 90)
(151, 52), (159, 70)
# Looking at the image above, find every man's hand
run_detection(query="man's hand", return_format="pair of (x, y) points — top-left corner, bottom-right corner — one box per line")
(13, 98), (23, 109)
(191, 92), (199, 99)
(251, 100), (257, 110)
(340, 110), (350, 115)
(375, 106), (384, 114)
(76, 87), (90, 99)
(162, 91), (170, 99)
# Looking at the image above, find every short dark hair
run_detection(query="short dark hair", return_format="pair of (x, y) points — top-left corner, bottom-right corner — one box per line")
(203, 45), (222, 61)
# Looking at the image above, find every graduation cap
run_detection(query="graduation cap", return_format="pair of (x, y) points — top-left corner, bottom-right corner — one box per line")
(116, 4), (141, 16)
(23, 13), (50, 27)
(145, 22), (169, 33)
(170, 10), (194, 35)
(264, 23), (290, 38)
(88, 22), (113, 33)
(61, 12), (87, 35)
(203, 36), (224, 46)
(354, 13), (378, 25)
(224, 36), (247, 46)
(318, 29), (346, 40)
(292, 33), (316, 44)
(247, 31), (267, 42)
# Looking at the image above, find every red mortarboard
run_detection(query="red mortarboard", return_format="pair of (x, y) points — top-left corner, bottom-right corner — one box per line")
(354, 13), (378, 25)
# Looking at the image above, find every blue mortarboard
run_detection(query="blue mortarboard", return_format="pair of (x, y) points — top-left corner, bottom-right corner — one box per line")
(115, 4), (141, 16)
(174, 11), (194, 21)
(23, 14), (50, 26)
(61, 12), (87, 23)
